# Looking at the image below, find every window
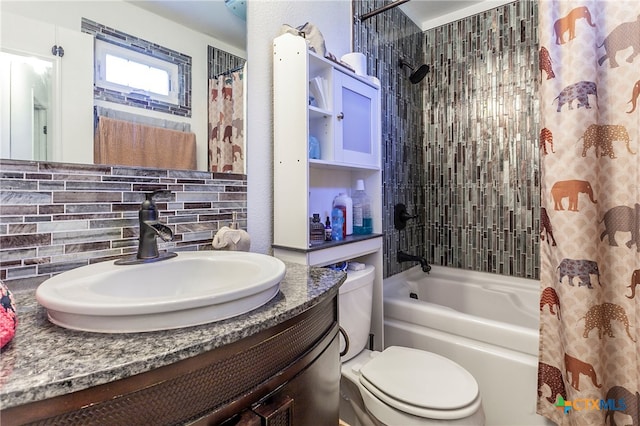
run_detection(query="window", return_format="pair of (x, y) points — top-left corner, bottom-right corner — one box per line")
(94, 39), (179, 104)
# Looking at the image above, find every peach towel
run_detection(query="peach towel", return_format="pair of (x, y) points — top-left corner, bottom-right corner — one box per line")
(95, 116), (197, 170)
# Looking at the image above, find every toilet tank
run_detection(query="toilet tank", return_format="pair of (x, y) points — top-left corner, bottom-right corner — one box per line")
(339, 265), (375, 361)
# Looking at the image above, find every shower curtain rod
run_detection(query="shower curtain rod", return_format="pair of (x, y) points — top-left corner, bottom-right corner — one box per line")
(215, 63), (245, 78)
(359, 0), (410, 21)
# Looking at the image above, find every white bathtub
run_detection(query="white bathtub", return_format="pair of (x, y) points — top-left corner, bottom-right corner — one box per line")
(383, 265), (553, 426)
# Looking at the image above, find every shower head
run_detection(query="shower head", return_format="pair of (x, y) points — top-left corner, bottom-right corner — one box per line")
(399, 59), (429, 84)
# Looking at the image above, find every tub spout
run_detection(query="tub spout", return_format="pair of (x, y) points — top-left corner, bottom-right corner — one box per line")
(397, 251), (431, 273)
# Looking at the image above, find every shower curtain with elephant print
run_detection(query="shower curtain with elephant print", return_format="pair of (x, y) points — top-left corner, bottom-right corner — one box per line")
(208, 68), (244, 173)
(537, 1), (640, 425)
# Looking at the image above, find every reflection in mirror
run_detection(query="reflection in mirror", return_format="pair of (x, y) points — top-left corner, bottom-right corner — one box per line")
(0, 51), (54, 161)
(0, 1), (247, 171)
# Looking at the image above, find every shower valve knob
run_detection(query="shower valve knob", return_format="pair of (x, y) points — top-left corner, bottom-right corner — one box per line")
(394, 203), (418, 230)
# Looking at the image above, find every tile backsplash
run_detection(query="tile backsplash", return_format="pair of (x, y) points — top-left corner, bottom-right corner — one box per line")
(0, 160), (246, 290)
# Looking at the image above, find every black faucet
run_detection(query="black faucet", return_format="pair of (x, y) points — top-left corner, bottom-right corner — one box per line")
(115, 190), (177, 265)
(397, 251), (431, 273)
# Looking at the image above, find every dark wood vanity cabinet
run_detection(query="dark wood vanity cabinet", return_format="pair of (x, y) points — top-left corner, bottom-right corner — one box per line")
(3, 294), (340, 426)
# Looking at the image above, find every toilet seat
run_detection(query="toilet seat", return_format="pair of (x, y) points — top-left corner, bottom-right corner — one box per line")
(358, 346), (482, 420)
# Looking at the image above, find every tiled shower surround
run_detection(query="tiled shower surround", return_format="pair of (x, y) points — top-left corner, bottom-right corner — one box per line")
(354, 0), (540, 279)
(0, 160), (246, 290)
(208, 46), (246, 79)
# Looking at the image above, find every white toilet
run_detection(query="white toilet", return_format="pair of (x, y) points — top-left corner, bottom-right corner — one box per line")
(339, 265), (485, 426)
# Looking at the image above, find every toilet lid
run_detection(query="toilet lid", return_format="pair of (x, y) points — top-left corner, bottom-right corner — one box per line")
(359, 346), (479, 413)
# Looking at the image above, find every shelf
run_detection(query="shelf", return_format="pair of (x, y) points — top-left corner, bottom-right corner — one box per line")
(309, 159), (380, 172)
(273, 233), (383, 253)
(273, 234), (383, 268)
(309, 105), (332, 116)
(308, 49), (378, 89)
(273, 32), (384, 351)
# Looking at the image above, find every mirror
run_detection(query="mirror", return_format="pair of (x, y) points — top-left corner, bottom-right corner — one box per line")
(0, 1), (246, 171)
(0, 51), (54, 161)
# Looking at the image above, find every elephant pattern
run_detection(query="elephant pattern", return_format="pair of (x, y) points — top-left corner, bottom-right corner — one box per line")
(538, 362), (567, 404)
(539, 46), (555, 80)
(629, 80), (640, 113)
(551, 179), (597, 211)
(222, 86), (233, 100)
(599, 204), (640, 251)
(540, 287), (561, 319)
(597, 15), (640, 68)
(579, 124), (636, 158)
(628, 269), (640, 299)
(603, 386), (640, 426)
(232, 118), (244, 138)
(538, 3), (640, 421)
(210, 88), (219, 102)
(222, 125), (233, 144)
(232, 144), (243, 162)
(564, 353), (601, 391)
(540, 207), (557, 246)
(581, 303), (636, 342)
(540, 128), (555, 155)
(554, 6), (596, 45)
(558, 258), (601, 288)
(554, 81), (598, 112)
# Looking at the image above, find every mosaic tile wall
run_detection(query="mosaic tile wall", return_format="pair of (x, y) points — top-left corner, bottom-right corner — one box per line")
(207, 46), (246, 79)
(0, 159), (247, 290)
(353, 0), (428, 278)
(81, 18), (192, 117)
(354, 0), (541, 279)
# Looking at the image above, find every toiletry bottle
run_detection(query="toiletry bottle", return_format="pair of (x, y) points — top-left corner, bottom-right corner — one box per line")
(324, 215), (332, 241)
(309, 213), (325, 244)
(352, 179), (373, 234)
(330, 208), (344, 241)
(333, 193), (353, 237)
(309, 135), (321, 160)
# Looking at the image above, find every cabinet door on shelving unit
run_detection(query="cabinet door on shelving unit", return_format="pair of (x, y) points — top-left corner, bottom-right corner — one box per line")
(333, 71), (380, 168)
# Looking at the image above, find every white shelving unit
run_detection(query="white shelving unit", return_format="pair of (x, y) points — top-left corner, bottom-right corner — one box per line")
(272, 33), (384, 351)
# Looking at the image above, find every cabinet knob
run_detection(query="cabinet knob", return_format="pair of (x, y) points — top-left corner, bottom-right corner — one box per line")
(336, 112), (344, 120)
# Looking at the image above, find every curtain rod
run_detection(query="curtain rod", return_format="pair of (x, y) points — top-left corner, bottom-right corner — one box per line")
(359, 0), (410, 21)
(215, 63), (245, 78)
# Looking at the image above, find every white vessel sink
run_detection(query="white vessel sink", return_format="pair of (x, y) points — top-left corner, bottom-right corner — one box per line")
(36, 251), (286, 333)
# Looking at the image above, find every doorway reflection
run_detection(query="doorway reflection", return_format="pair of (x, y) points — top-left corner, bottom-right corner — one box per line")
(0, 51), (53, 161)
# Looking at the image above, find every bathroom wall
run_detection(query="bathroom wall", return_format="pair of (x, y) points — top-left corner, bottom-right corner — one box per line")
(355, 0), (540, 279)
(0, 159), (246, 290)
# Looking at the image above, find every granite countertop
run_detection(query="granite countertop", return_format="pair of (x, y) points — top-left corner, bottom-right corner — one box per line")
(0, 262), (346, 410)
